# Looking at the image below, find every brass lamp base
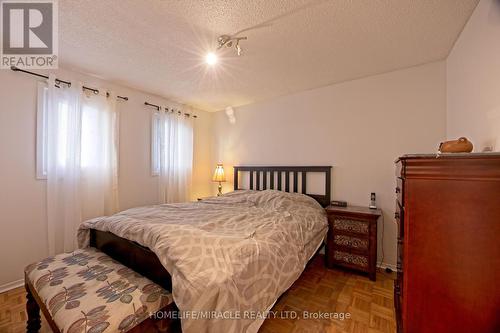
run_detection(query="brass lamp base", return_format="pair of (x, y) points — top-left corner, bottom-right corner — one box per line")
(217, 182), (223, 196)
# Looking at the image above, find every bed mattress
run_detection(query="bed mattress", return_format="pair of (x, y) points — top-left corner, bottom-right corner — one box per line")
(78, 190), (328, 333)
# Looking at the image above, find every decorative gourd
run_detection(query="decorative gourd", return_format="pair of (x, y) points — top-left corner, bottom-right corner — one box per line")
(439, 137), (473, 153)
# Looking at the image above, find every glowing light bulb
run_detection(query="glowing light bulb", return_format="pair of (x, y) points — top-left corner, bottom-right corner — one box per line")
(205, 52), (217, 65)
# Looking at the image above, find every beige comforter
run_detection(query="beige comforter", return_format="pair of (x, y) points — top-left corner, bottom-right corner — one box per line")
(77, 190), (328, 333)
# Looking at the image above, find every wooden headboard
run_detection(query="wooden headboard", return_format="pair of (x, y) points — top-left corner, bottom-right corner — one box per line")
(233, 166), (332, 207)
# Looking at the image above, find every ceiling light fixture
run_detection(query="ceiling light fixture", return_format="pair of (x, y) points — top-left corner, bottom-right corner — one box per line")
(217, 35), (247, 56)
(205, 52), (218, 65)
(205, 35), (247, 66)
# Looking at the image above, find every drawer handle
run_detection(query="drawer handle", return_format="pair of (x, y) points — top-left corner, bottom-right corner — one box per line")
(395, 187), (401, 194)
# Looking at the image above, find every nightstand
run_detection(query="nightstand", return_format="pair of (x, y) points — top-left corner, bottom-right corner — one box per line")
(325, 205), (381, 281)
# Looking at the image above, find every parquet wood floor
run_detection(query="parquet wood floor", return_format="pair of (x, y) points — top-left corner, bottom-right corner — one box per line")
(259, 255), (396, 333)
(0, 255), (395, 333)
(0, 285), (51, 333)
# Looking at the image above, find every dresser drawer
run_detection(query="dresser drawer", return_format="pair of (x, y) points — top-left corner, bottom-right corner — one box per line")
(394, 285), (403, 333)
(332, 218), (369, 235)
(397, 237), (404, 274)
(395, 159), (404, 178)
(333, 250), (369, 269)
(396, 177), (404, 206)
(333, 234), (369, 251)
(396, 268), (403, 295)
(395, 236), (404, 333)
(395, 202), (404, 238)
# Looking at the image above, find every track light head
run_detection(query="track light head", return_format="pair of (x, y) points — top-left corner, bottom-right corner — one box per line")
(216, 34), (247, 56)
(217, 35), (231, 49)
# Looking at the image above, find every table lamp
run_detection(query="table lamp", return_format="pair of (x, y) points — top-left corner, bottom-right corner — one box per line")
(212, 163), (226, 196)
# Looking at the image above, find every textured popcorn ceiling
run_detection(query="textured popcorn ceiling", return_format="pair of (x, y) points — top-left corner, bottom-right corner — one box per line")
(58, 0), (479, 111)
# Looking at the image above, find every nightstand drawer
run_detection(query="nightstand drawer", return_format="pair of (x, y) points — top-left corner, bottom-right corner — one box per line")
(333, 250), (368, 269)
(333, 234), (369, 251)
(332, 218), (369, 235)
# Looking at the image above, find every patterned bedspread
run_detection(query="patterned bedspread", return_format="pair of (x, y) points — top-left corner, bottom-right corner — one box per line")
(77, 190), (328, 333)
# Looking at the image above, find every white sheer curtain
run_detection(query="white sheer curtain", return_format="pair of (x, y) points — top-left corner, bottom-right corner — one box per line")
(46, 74), (82, 255)
(156, 108), (194, 203)
(80, 90), (119, 220)
(44, 74), (119, 255)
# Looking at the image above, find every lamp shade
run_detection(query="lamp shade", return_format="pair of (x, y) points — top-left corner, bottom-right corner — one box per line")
(212, 164), (226, 182)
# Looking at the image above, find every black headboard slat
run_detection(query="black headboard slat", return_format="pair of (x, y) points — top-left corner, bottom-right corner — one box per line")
(233, 166), (332, 207)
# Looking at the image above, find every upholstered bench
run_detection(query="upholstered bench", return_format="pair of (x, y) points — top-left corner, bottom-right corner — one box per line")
(24, 247), (179, 333)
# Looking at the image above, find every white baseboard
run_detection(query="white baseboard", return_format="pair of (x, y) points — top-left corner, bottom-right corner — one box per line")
(377, 261), (397, 271)
(0, 279), (24, 293)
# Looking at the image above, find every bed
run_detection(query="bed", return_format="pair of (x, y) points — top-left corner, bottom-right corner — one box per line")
(78, 166), (331, 333)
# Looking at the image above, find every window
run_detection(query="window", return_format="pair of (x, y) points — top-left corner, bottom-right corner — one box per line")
(150, 109), (194, 203)
(151, 111), (194, 177)
(37, 83), (76, 177)
(36, 82), (117, 178)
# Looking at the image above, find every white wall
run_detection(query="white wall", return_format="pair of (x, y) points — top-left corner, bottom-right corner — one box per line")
(447, 0), (500, 151)
(213, 61), (447, 268)
(0, 68), (214, 289)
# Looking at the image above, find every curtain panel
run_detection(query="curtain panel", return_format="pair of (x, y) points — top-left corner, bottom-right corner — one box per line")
(41, 74), (119, 255)
(153, 108), (194, 203)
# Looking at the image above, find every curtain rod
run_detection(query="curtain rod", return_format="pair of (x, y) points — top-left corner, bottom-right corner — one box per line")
(144, 102), (198, 118)
(10, 66), (129, 101)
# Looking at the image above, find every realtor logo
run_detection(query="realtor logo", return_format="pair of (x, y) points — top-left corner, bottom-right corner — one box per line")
(1, 0), (58, 69)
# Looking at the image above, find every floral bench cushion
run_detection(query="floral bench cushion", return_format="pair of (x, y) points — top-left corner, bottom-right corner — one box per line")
(25, 247), (173, 333)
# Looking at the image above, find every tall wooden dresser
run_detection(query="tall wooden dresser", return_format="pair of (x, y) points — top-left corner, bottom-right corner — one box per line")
(394, 154), (500, 333)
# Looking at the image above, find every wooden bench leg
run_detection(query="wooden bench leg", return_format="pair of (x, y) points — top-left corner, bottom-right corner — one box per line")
(26, 284), (41, 333)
